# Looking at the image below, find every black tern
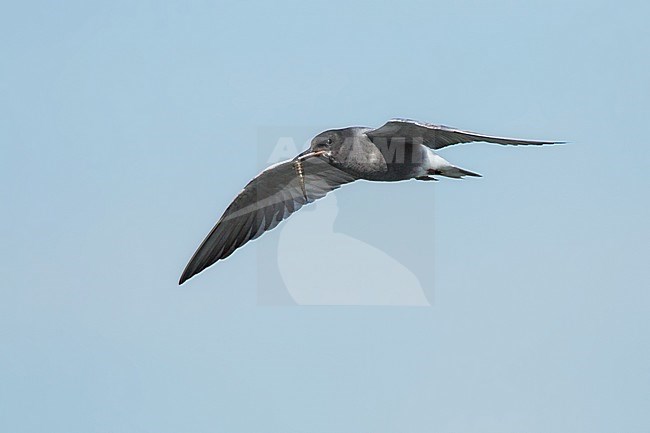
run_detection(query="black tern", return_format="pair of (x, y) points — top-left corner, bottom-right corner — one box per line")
(179, 118), (561, 284)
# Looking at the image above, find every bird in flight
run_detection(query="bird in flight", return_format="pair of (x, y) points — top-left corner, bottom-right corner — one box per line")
(179, 118), (561, 284)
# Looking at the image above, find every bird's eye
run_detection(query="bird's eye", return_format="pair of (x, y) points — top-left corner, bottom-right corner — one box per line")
(326, 138), (332, 145)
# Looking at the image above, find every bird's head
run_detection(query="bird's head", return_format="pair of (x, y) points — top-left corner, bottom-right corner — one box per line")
(310, 130), (343, 155)
(293, 130), (343, 162)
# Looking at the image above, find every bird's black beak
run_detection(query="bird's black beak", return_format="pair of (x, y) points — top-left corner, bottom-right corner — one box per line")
(293, 149), (313, 161)
(293, 149), (329, 162)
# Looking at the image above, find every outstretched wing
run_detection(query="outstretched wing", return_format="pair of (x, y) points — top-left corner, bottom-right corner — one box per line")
(179, 155), (356, 284)
(366, 118), (562, 150)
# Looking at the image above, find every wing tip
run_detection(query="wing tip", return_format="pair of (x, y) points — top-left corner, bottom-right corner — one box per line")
(178, 271), (192, 285)
(178, 263), (202, 285)
(530, 140), (566, 146)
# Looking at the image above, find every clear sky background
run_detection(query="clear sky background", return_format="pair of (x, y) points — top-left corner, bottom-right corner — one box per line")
(1, 0), (649, 432)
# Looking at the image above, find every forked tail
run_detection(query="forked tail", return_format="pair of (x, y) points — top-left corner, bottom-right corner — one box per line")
(430, 165), (482, 179)
(426, 152), (482, 179)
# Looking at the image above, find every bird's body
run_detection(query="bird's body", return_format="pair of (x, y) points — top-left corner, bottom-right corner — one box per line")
(304, 125), (483, 183)
(179, 118), (561, 284)
(330, 127), (417, 181)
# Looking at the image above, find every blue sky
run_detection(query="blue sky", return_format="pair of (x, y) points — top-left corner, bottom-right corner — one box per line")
(1, 0), (649, 432)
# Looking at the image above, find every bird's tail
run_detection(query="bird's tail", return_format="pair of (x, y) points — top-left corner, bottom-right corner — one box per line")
(434, 165), (482, 179)
(426, 152), (482, 179)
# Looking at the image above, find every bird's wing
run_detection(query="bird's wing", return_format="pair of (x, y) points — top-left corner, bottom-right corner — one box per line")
(179, 155), (356, 284)
(365, 118), (562, 150)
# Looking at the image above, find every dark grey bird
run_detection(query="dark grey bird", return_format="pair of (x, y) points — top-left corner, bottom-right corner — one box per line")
(179, 118), (561, 284)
